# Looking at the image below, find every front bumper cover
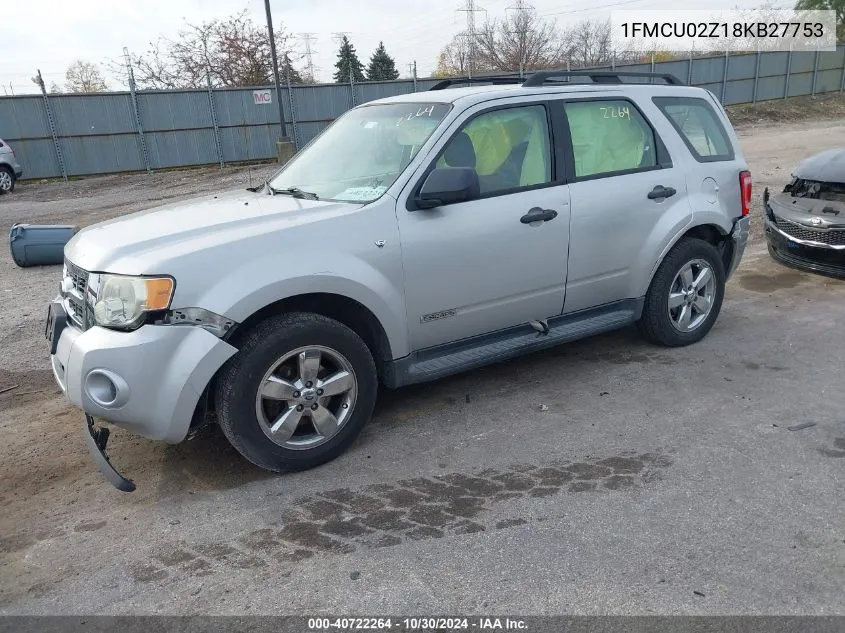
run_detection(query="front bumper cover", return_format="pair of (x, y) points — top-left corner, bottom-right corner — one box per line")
(85, 414), (135, 492)
(50, 304), (238, 489)
(765, 217), (845, 279)
(764, 196), (845, 279)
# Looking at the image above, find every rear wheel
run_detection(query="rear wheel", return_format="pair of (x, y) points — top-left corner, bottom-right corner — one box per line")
(215, 312), (378, 472)
(0, 166), (14, 194)
(638, 238), (725, 347)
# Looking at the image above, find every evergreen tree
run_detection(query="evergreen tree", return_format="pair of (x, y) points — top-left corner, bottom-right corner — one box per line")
(280, 52), (302, 84)
(333, 36), (365, 83)
(366, 41), (400, 81)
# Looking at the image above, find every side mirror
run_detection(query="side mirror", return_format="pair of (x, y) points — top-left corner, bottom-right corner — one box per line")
(416, 167), (480, 209)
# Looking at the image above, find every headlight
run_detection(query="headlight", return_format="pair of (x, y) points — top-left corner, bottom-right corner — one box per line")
(90, 274), (174, 330)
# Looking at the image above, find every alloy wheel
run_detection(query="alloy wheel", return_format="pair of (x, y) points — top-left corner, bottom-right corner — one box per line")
(254, 345), (358, 450)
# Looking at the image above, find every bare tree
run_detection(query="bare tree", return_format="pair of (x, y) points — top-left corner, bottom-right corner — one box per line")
(474, 4), (561, 73)
(433, 36), (473, 77)
(117, 11), (300, 89)
(65, 60), (108, 93)
(559, 19), (617, 68)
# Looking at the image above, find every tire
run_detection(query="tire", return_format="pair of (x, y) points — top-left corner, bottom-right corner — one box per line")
(0, 166), (14, 194)
(638, 237), (725, 347)
(215, 312), (378, 473)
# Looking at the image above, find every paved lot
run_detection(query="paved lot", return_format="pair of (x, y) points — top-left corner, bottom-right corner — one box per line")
(0, 119), (843, 615)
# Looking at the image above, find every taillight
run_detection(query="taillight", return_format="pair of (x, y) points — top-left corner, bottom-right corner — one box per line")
(739, 170), (752, 217)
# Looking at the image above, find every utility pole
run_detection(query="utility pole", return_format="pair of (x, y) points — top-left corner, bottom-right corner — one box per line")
(298, 33), (317, 82)
(264, 0), (288, 140)
(457, 0), (485, 79)
(408, 60), (418, 91)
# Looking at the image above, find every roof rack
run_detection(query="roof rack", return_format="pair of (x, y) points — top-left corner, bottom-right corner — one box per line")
(521, 70), (684, 87)
(429, 75), (524, 90)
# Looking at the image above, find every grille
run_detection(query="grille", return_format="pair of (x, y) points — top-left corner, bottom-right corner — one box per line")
(774, 216), (845, 246)
(64, 260), (91, 330)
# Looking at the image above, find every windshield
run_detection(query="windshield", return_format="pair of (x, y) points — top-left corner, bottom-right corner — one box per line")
(269, 102), (451, 203)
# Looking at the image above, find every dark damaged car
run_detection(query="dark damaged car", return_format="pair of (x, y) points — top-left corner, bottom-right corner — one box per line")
(765, 148), (845, 278)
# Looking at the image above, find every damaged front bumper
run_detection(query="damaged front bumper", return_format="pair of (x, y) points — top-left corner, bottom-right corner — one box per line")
(764, 191), (845, 279)
(85, 414), (135, 492)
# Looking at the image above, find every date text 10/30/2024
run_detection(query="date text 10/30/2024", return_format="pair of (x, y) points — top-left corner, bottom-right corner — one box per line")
(307, 618), (529, 631)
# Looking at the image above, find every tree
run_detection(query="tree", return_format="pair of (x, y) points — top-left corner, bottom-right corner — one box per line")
(333, 36), (365, 83)
(65, 60), (108, 93)
(280, 52), (303, 84)
(433, 37), (472, 77)
(118, 11), (299, 89)
(795, 0), (844, 41)
(560, 19), (617, 68)
(474, 4), (561, 73)
(433, 35), (493, 77)
(366, 41), (400, 81)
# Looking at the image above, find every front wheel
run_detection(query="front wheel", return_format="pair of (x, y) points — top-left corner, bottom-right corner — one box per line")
(638, 237), (725, 347)
(215, 312), (378, 473)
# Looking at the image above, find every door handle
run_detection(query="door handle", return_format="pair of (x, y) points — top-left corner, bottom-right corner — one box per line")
(647, 185), (677, 200)
(520, 207), (558, 224)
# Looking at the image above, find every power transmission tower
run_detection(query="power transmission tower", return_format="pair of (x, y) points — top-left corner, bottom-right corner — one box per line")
(456, 0), (485, 79)
(298, 33), (317, 82)
(506, 0), (535, 77)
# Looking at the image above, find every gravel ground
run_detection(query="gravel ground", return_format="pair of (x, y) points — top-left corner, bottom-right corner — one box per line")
(0, 117), (843, 615)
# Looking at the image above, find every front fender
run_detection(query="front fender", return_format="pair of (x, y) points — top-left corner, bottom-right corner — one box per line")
(193, 251), (410, 359)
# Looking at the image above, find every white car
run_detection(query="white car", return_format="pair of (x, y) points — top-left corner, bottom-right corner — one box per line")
(0, 137), (23, 194)
(47, 71), (751, 490)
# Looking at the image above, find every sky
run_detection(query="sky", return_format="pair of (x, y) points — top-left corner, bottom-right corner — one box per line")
(1, 0), (784, 95)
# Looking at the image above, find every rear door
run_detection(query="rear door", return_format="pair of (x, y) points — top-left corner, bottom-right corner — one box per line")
(397, 100), (571, 351)
(553, 95), (691, 313)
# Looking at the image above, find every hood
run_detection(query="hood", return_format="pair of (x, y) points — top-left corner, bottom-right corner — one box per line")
(65, 188), (360, 273)
(793, 148), (845, 183)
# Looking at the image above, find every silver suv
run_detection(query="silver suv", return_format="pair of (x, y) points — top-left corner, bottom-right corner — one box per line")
(0, 137), (22, 194)
(46, 71), (751, 490)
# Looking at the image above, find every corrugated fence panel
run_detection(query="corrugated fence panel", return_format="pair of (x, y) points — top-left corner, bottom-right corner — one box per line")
(726, 53), (756, 80)
(8, 138), (60, 179)
(759, 52), (789, 77)
(290, 84), (349, 123)
(756, 74), (788, 100)
(2, 46), (842, 179)
(0, 96), (50, 139)
(218, 123), (279, 163)
(61, 134), (145, 175)
(51, 93), (136, 135)
(213, 88), (292, 126)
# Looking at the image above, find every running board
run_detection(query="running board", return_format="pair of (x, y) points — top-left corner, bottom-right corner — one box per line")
(383, 298), (643, 388)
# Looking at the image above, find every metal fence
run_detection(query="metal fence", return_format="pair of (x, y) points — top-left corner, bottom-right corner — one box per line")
(2, 46), (844, 181)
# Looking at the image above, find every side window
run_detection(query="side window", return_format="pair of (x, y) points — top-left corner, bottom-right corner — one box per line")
(653, 97), (733, 162)
(564, 100), (658, 179)
(437, 105), (552, 196)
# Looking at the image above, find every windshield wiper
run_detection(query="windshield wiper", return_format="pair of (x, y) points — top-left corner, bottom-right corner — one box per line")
(268, 184), (319, 200)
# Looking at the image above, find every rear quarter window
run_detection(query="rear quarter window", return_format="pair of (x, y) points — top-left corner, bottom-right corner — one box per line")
(652, 97), (734, 163)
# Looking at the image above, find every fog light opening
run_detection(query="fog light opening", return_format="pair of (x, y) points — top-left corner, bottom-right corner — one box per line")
(85, 370), (127, 408)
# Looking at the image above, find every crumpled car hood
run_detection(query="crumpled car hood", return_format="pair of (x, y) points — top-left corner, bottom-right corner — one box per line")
(793, 148), (845, 183)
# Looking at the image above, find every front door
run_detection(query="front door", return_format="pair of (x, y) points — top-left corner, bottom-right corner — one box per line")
(397, 102), (571, 351)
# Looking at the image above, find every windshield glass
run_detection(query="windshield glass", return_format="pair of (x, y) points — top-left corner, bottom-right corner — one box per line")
(269, 102), (451, 203)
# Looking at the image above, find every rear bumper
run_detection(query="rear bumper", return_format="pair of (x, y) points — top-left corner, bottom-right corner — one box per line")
(765, 217), (845, 279)
(726, 215), (750, 279)
(14, 168), (22, 179)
